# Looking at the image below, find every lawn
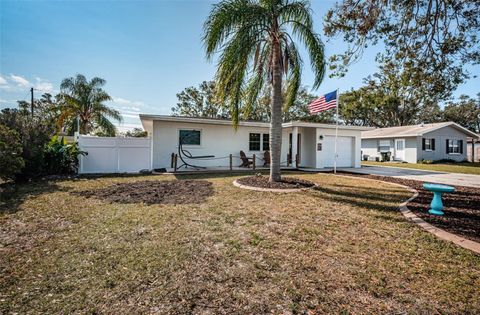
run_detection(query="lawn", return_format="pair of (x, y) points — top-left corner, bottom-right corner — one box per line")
(1, 173), (479, 314)
(362, 161), (480, 175)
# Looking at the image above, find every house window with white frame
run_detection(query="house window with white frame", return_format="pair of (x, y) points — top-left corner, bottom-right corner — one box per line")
(249, 133), (261, 151)
(447, 139), (462, 154)
(423, 138), (435, 151)
(179, 129), (201, 145)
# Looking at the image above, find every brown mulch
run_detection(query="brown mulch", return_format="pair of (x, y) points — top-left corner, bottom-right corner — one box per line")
(73, 180), (213, 205)
(237, 175), (316, 189)
(342, 173), (480, 243)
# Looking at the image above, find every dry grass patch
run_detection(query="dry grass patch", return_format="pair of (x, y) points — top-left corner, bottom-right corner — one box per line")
(1, 173), (479, 314)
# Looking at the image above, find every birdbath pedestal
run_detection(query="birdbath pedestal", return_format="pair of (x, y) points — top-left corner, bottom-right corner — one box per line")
(422, 183), (455, 216)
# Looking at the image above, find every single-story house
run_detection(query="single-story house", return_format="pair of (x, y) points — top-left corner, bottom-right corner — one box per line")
(361, 122), (479, 163)
(140, 115), (372, 169)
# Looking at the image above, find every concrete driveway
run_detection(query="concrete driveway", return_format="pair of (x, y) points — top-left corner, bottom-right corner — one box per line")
(345, 166), (480, 188)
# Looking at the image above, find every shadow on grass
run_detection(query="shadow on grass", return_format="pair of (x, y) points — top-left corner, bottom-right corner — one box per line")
(0, 180), (71, 215)
(310, 185), (412, 214)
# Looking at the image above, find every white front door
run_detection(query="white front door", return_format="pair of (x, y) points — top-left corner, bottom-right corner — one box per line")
(394, 139), (405, 161)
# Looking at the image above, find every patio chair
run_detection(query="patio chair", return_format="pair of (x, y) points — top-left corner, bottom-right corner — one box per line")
(239, 150), (253, 168)
(263, 150), (270, 166)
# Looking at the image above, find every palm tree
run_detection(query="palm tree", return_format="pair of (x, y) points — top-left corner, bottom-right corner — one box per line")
(57, 74), (122, 136)
(203, 0), (325, 182)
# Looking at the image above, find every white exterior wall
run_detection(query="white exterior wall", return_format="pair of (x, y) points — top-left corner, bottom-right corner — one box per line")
(151, 121), (364, 169)
(78, 135), (152, 174)
(361, 137), (417, 163)
(417, 126), (468, 162)
(152, 120), (292, 168)
(315, 128), (362, 168)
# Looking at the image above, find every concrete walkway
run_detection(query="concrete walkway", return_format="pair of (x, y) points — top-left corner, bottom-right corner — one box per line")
(344, 166), (480, 188)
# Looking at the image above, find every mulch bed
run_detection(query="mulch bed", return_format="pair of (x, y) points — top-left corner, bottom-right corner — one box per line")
(342, 173), (480, 243)
(73, 180), (213, 205)
(237, 175), (316, 189)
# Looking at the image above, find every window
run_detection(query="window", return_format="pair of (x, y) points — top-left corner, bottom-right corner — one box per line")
(249, 133), (261, 151)
(262, 134), (270, 151)
(179, 129), (201, 145)
(378, 140), (390, 152)
(423, 138), (435, 151)
(447, 139), (462, 154)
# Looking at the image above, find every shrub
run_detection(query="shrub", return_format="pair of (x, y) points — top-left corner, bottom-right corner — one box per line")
(0, 108), (54, 181)
(419, 159), (434, 164)
(44, 135), (87, 175)
(0, 125), (25, 181)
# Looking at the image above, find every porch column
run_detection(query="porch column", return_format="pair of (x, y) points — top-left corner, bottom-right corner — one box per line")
(292, 127), (298, 167)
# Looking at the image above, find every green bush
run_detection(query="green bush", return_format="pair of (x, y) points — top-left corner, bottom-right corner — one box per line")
(418, 159), (434, 164)
(0, 108), (54, 181)
(0, 125), (25, 181)
(44, 135), (87, 175)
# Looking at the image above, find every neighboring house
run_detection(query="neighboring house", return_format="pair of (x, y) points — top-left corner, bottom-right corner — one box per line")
(361, 122), (479, 163)
(467, 137), (480, 162)
(140, 115), (372, 169)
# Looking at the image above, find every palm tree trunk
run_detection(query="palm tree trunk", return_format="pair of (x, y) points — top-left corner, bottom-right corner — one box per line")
(269, 39), (283, 182)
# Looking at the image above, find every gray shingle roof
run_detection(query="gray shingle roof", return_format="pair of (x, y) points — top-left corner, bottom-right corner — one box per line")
(362, 122), (479, 139)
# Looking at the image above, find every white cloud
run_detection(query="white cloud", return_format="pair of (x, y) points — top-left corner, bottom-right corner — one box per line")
(0, 98), (16, 104)
(34, 77), (54, 93)
(0, 76), (7, 86)
(10, 74), (30, 87)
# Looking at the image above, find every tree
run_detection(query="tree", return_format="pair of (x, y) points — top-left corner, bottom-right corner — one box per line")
(443, 94), (480, 133)
(203, 0), (325, 181)
(172, 81), (230, 118)
(324, 0), (480, 100)
(0, 125), (25, 181)
(0, 108), (54, 180)
(340, 60), (445, 127)
(122, 128), (148, 138)
(57, 74), (122, 136)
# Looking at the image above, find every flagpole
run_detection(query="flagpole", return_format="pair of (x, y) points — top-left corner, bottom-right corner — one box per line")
(334, 88), (339, 174)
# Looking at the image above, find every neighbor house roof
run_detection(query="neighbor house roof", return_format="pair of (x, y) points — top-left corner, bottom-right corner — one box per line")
(139, 114), (373, 131)
(362, 122), (479, 139)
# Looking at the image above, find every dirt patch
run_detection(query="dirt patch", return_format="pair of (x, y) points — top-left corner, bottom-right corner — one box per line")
(73, 180), (213, 205)
(342, 173), (480, 243)
(236, 175), (315, 189)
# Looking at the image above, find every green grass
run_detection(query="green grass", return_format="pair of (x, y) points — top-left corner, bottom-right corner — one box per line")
(362, 161), (480, 175)
(1, 173), (479, 314)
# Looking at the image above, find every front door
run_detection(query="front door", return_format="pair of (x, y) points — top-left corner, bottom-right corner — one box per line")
(288, 133), (301, 164)
(394, 139), (405, 161)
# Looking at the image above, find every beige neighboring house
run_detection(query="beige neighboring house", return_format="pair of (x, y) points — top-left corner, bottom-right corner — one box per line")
(361, 122), (479, 163)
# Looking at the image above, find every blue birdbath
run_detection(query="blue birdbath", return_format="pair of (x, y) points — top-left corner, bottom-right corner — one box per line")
(422, 183), (455, 216)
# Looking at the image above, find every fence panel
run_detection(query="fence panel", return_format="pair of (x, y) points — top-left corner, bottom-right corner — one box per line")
(78, 135), (152, 174)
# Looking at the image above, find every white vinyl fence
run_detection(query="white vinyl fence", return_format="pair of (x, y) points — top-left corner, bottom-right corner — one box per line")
(77, 134), (152, 174)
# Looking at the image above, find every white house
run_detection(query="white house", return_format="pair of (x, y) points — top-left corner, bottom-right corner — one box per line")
(361, 122), (479, 163)
(140, 115), (372, 170)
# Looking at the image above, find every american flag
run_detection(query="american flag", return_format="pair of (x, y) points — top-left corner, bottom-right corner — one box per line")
(308, 90), (337, 114)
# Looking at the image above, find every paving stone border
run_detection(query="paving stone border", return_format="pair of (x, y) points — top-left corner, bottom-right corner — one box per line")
(232, 179), (315, 193)
(338, 174), (480, 255)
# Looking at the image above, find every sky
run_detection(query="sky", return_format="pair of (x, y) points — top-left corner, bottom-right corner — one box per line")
(1, 0), (479, 132)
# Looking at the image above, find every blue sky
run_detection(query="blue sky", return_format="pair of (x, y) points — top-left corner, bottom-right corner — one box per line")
(1, 0), (479, 131)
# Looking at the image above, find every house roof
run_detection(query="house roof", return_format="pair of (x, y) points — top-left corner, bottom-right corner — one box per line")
(362, 122), (479, 139)
(139, 114), (373, 131)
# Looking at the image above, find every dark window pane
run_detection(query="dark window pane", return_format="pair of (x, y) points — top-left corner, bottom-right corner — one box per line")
(263, 133), (270, 151)
(249, 133), (261, 151)
(179, 130), (201, 145)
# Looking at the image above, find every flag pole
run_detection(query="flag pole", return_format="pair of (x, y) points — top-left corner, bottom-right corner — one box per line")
(334, 89), (339, 174)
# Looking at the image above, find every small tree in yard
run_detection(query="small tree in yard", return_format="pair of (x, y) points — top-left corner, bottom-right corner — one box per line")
(203, 0), (325, 182)
(0, 125), (25, 181)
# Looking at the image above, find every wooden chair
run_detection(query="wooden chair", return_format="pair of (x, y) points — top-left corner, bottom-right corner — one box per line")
(263, 150), (270, 166)
(239, 150), (253, 167)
